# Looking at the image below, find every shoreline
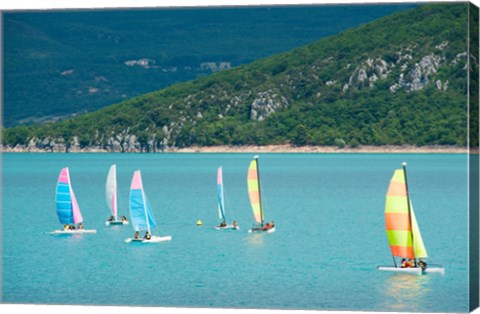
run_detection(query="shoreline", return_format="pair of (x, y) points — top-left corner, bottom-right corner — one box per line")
(0, 144), (471, 154)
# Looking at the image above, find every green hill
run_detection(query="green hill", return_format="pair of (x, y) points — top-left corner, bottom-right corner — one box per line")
(2, 3), (478, 152)
(3, 4), (416, 127)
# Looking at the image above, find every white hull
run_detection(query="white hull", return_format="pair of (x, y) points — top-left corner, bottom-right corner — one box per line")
(125, 235), (172, 243)
(105, 220), (129, 226)
(248, 226), (276, 233)
(215, 225), (240, 230)
(377, 266), (445, 275)
(49, 229), (97, 235)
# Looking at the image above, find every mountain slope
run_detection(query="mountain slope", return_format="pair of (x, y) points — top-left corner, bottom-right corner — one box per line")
(2, 3), (476, 152)
(3, 4), (417, 127)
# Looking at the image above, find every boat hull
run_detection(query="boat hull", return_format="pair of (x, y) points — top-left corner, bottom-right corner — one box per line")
(215, 225), (240, 230)
(125, 235), (172, 243)
(105, 220), (129, 226)
(377, 266), (445, 275)
(248, 226), (276, 233)
(48, 229), (97, 235)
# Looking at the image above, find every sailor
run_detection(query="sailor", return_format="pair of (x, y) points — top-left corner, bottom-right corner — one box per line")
(108, 215), (114, 222)
(407, 259), (415, 268)
(418, 258), (427, 270)
(134, 231), (139, 239)
(144, 231), (151, 240)
(263, 222), (271, 231)
(69, 224), (75, 230)
(400, 258), (408, 268)
(121, 216), (128, 222)
(77, 223), (84, 230)
(219, 221), (227, 228)
(64, 224), (69, 231)
(232, 220), (238, 228)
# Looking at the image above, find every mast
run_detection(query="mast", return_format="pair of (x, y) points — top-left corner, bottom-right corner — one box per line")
(254, 156), (264, 225)
(402, 162), (416, 267)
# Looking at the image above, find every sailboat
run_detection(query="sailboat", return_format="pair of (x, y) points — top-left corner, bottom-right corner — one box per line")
(247, 156), (275, 233)
(214, 166), (239, 230)
(125, 170), (172, 243)
(377, 162), (444, 274)
(49, 167), (96, 234)
(105, 164), (129, 226)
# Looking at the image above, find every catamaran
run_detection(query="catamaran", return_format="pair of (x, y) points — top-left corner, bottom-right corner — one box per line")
(215, 166), (239, 230)
(247, 156), (275, 233)
(377, 162), (444, 274)
(50, 167), (96, 234)
(105, 164), (129, 226)
(125, 170), (171, 243)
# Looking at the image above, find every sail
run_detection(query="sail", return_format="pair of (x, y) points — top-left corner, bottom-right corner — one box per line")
(247, 158), (263, 224)
(217, 167), (226, 221)
(106, 164), (118, 219)
(410, 203), (428, 258)
(384, 168), (427, 259)
(129, 170), (157, 232)
(55, 167), (83, 224)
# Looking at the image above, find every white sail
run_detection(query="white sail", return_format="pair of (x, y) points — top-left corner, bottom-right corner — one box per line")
(106, 164), (117, 220)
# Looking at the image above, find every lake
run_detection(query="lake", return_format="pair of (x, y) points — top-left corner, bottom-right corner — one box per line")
(1, 153), (470, 312)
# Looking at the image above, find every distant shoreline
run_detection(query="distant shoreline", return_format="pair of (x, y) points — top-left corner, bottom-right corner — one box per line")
(1, 144), (471, 153)
(169, 145), (469, 153)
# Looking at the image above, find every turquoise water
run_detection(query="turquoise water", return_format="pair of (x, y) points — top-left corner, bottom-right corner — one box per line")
(1, 153), (470, 312)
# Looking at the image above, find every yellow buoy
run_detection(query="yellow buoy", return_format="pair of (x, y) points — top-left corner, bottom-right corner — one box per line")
(196, 220), (203, 226)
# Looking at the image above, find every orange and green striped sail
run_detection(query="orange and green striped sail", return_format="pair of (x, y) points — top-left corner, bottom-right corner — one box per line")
(385, 168), (427, 259)
(247, 157), (264, 224)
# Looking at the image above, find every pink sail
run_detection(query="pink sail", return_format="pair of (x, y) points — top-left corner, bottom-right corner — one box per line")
(71, 189), (83, 224)
(58, 168), (69, 184)
(65, 167), (83, 224)
(217, 167), (223, 185)
(131, 170), (143, 190)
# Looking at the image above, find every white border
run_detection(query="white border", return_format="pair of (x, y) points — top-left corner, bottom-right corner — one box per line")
(1, 1), (479, 314)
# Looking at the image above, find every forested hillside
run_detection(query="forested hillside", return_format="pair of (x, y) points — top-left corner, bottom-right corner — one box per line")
(2, 3), (476, 152)
(3, 4), (415, 127)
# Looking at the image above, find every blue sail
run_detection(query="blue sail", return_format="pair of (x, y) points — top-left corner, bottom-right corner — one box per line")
(129, 170), (157, 232)
(217, 183), (225, 221)
(55, 168), (74, 224)
(145, 196), (157, 230)
(217, 167), (226, 221)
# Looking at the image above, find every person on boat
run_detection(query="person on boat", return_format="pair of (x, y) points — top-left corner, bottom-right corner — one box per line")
(400, 259), (408, 268)
(144, 231), (151, 240)
(108, 215), (114, 222)
(77, 223), (84, 230)
(232, 220), (238, 228)
(69, 224), (75, 230)
(270, 220), (275, 228)
(407, 259), (415, 268)
(63, 224), (69, 231)
(134, 231), (139, 239)
(218, 221), (227, 228)
(418, 259), (427, 270)
(121, 216), (128, 222)
(262, 222), (271, 231)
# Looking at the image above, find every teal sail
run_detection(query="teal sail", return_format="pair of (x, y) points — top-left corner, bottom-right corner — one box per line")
(129, 170), (157, 232)
(217, 166), (226, 222)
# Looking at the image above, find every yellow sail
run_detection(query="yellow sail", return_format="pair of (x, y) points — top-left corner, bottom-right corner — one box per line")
(384, 168), (427, 259)
(247, 158), (263, 224)
(410, 203), (428, 258)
